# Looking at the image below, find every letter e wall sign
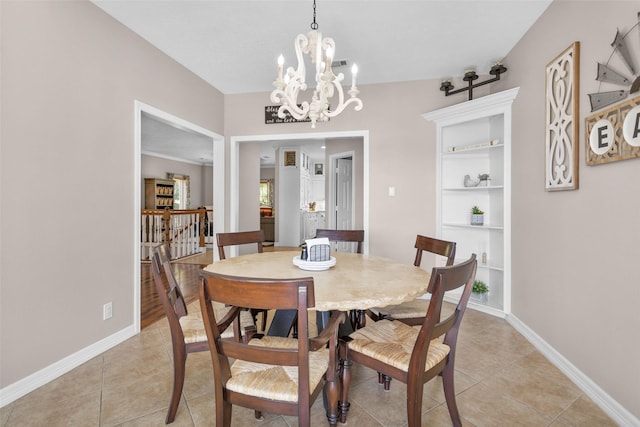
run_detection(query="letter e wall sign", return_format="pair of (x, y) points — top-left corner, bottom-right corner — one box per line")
(585, 96), (640, 165)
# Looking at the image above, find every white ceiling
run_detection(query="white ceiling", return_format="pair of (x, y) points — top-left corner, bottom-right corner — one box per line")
(141, 112), (215, 164)
(99, 0), (552, 164)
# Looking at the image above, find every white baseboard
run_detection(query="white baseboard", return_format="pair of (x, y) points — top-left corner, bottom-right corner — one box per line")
(0, 325), (137, 408)
(507, 314), (639, 427)
(444, 294), (507, 319)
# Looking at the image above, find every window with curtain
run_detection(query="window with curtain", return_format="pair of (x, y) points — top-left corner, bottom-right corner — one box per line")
(167, 173), (190, 209)
(260, 179), (273, 207)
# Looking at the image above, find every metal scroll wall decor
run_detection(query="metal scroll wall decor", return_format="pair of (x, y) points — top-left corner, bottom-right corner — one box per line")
(587, 12), (640, 112)
(545, 42), (580, 191)
(585, 12), (640, 165)
(440, 63), (507, 101)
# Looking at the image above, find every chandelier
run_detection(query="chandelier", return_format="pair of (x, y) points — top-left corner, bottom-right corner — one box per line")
(270, 0), (363, 128)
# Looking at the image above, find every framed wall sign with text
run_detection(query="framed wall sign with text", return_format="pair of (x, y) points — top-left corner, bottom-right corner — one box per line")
(585, 96), (640, 165)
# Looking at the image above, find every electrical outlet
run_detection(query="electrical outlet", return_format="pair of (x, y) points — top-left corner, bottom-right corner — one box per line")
(103, 302), (113, 320)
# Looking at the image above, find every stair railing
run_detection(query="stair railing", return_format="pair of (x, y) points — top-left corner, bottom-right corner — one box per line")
(140, 207), (212, 260)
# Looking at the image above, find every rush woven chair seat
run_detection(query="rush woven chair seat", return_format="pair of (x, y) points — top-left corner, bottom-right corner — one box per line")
(216, 230), (269, 332)
(151, 243), (254, 424)
(339, 254), (477, 427)
(199, 271), (345, 426)
(367, 234), (456, 326)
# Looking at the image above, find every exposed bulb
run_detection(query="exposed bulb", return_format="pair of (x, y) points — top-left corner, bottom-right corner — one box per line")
(350, 64), (359, 90)
(325, 47), (334, 61)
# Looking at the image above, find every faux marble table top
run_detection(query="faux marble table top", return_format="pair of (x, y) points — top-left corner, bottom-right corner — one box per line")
(203, 251), (430, 312)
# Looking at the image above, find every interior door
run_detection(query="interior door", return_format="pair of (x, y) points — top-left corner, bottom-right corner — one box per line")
(335, 157), (353, 251)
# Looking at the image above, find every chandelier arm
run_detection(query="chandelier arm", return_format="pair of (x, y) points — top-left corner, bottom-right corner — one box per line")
(323, 80), (363, 118)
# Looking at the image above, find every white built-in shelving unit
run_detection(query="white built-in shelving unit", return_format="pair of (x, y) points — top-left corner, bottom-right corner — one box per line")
(423, 88), (519, 317)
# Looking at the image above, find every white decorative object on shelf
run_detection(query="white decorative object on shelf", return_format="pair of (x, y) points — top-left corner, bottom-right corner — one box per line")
(448, 139), (500, 152)
(463, 174), (479, 187)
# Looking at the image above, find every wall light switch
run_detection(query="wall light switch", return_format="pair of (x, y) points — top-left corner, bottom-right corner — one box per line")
(103, 302), (113, 320)
(388, 186), (396, 197)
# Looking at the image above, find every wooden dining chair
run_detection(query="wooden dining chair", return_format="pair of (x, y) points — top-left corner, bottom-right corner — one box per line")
(199, 271), (346, 426)
(367, 234), (456, 326)
(150, 243), (254, 424)
(314, 228), (364, 254)
(314, 229), (365, 329)
(339, 254), (477, 427)
(216, 230), (268, 331)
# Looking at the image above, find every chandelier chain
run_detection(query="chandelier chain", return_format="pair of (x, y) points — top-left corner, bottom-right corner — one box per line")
(311, 0), (318, 30)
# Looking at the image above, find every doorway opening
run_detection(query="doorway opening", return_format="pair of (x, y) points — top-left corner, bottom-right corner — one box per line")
(134, 101), (224, 331)
(226, 130), (369, 254)
(329, 152), (355, 230)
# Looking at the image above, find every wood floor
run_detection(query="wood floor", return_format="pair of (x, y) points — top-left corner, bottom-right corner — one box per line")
(140, 246), (298, 329)
(140, 260), (204, 329)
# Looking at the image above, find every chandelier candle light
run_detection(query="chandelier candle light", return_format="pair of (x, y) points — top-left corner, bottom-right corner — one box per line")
(270, 0), (363, 128)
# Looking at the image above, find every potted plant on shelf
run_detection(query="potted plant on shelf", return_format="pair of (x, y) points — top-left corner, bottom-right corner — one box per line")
(477, 173), (490, 186)
(471, 280), (489, 303)
(471, 205), (484, 226)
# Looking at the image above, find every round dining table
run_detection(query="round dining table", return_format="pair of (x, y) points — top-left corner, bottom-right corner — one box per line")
(203, 250), (431, 335)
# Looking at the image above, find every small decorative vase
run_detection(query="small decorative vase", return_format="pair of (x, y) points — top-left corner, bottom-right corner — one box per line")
(471, 214), (484, 226)
(471, 292), (489, 303)
(478, 179), (489, 187)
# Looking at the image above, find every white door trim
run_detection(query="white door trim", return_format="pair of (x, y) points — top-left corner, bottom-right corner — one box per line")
(134, 101), (224, 331)
(227, 130), (369, 254)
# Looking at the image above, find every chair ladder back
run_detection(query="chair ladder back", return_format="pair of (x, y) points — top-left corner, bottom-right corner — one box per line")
(422, 255), (477, 342)
(201, 272), (315, 310)
(151, 244), (188, 319)
(216, 230), (265, 259)
(158, 248), (188, 318)
(315, 229), (364, 253)
(414, 235), (456, 267)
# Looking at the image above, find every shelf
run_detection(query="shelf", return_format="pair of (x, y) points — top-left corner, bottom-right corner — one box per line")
(443, 143), (504, 155)
(145, 178), (175, 209)
(425, 88), (518, 316)
(478, 263), (504, 272)
(442, 223), (503, 230)
(442, 186), (503, 191)
(453, 257), (503, 271)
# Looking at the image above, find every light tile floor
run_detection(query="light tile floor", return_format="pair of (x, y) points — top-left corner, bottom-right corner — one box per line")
(1, 308), (616, 426)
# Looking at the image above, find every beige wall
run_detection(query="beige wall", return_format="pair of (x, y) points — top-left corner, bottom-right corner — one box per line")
(0, 1), (224, 387)
(141, 154), (209, 209)
(140, 154), (212, 209)
(225, 81), (442, 262)
(238, 142), (261, 245)
(496, 0), (640, 418)
(202, 165), (214, 206)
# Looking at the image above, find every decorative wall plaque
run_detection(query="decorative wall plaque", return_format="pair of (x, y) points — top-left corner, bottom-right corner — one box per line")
(265, 105), (311, 124)
(545, 42), (580, 191)
(585, 96), (640, 165)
